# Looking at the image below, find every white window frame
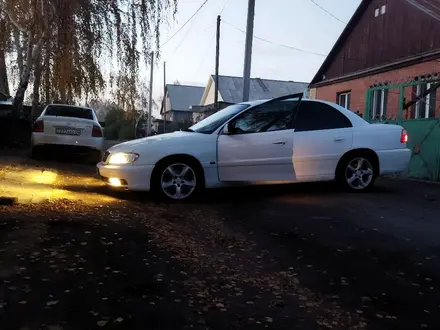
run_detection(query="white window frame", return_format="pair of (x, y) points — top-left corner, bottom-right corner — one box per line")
(338, 91), (351, 109)
(372, 89), (387, 119)
(374, 8), (380, 17)
(381, 5), (386, 14)
(415, 82), (432, 119)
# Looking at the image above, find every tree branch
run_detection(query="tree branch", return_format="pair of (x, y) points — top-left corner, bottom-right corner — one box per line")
(0, 4), (27, 33)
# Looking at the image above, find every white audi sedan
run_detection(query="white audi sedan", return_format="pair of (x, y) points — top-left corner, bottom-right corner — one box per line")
(97, 94), (411, 200)
(31, 104), (104, 158)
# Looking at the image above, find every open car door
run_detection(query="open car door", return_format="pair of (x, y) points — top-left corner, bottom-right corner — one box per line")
(217, 93), (304, 182)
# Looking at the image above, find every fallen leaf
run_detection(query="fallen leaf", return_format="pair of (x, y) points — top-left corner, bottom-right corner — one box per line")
(97, 320), (108, 327)
(265, 317), (273, 323)
(115, 317), (123, 323)
(18, 301), (27, 305)
(47, 301), (59, 306)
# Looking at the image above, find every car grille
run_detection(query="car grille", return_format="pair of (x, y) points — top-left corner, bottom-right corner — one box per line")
(102, 151), (110, 163)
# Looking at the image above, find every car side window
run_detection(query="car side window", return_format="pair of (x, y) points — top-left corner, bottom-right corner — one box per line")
(294, 101), (352, 132)
(230, 100), (298, 134)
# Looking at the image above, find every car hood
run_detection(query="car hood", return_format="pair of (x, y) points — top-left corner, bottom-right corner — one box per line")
(107, 131), (203, 153)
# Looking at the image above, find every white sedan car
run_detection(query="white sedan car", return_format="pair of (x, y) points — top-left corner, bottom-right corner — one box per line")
(31, 104), (104, 158)
(97, 94), (411, 200)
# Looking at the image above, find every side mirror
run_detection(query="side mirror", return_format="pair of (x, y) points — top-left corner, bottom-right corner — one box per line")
(99, 121), (106, 128)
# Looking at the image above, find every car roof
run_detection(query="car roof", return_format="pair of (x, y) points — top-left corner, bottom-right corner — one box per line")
(238, 98), (369, 127)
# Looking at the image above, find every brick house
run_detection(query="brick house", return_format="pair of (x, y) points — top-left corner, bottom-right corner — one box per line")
(309, 0), (440, 121)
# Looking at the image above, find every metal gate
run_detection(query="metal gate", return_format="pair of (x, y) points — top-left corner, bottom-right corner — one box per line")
(365, 79), (440, 181)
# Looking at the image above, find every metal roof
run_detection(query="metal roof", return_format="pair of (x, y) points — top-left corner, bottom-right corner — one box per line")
(213, 75), (309, 103)
(167, 84), (205, 112)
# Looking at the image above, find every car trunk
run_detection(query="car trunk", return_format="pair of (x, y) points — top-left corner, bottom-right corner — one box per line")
(43, 116), (94, 137)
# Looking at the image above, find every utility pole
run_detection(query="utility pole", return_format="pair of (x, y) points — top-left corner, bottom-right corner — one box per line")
(147, 51), (154, 136)
(242, 0), (255, 102)
(163, 61), (167, 133)
(214, 15), (221, 109)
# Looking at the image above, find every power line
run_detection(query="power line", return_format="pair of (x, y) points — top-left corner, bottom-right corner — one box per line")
(170, 16), (197, 56)
(195, 28), (216, 75)
(170, 0), (224, 56)
(309, 0), (347, 24)
(219, 0), (231, 14)
(160, 0), (209, 47)
(222, 20), (328, 57)
(193, 0), (230, 75)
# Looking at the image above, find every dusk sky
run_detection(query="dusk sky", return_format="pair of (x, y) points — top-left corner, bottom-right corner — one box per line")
(148, 0), (362, 111)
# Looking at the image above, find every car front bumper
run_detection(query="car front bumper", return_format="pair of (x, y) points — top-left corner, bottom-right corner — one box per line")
(96, 162), (154, 191)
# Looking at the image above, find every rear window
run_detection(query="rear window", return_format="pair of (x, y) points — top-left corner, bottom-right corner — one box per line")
(45, 106), (93, 120)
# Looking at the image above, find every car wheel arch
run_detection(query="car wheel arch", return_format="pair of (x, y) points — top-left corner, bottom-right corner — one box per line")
(335, 148), (380, 178)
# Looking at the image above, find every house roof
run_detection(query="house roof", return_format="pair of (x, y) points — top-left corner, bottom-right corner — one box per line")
(310, 0), (372, 86)
(211, 75), (308, 104)
(310, 0), (440, 87)
(165, 84), (205, 112)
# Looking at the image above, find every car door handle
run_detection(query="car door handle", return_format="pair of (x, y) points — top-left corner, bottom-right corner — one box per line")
(273, 141), (286, 145)
(334, 137), (345, 143)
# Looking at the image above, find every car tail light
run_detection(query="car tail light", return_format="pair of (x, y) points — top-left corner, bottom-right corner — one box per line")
(400, 129), (408, 143)
(33, 120), (44, 133)
(92, 124), (103, 137)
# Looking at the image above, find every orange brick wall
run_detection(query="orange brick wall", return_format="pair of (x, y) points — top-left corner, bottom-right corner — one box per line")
(314, 60), (440, 118)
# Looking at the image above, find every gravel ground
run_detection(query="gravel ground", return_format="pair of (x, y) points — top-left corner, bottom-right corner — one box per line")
(1, 150), (440, 330)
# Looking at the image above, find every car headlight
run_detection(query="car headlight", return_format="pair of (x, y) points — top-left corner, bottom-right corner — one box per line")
(107, 152), (139, 165)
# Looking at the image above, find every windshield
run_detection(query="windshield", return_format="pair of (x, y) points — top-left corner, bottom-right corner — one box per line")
(190, 103), (250, 134)
(45, 105), (94, 120)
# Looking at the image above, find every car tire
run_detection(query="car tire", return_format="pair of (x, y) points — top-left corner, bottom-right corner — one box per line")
(336, 153), (377, 192)
(151, 158), (204, 201)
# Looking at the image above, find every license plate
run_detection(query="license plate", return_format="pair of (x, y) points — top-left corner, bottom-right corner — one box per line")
(55, 127), (81, 136)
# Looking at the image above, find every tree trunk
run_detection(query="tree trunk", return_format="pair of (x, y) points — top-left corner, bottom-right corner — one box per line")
(13, 28), (23, 77)
(44, 40), (50, 103)
(32, 53), (43, 119)
(0, 47), (9, 97)
(0, 18), (9, 97)
(12, 36), (43, 118)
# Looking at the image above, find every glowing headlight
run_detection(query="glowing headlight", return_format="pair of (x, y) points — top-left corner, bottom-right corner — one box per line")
(107, 152), (139, 165)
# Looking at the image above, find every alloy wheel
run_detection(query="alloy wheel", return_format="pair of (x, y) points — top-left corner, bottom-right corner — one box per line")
(160, 163), (197, 200)
(345, 157), (374, 190)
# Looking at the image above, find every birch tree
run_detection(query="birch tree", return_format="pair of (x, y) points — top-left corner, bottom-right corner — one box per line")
(0, 13), (10, 97)
(1, 0), (177, 116)
(0, 0), (54, 116)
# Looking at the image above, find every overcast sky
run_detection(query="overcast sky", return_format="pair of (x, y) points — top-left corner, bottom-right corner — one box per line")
(147, 0), (361, 114)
